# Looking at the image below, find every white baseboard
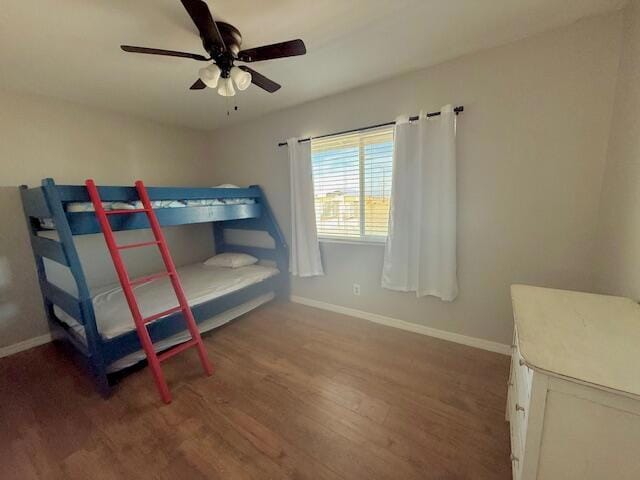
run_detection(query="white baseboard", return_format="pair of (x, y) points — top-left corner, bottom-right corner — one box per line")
(290, 295), (510, 355)
(0, 333), (52, 359)
(0, 300), (510, 359)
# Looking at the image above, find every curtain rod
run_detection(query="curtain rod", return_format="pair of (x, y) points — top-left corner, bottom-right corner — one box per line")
(277, 105), (464, 147)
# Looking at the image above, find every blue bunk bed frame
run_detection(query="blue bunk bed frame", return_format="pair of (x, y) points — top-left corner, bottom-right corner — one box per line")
(19, 178), (288, 397)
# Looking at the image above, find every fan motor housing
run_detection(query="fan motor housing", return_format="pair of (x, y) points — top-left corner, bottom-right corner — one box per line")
(209, 22), (242, 58)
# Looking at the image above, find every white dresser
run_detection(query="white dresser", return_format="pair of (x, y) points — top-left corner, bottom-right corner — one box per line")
(507, 285), (640, 480)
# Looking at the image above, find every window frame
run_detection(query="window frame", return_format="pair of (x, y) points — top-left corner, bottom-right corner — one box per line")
(311, 126), (394, 245)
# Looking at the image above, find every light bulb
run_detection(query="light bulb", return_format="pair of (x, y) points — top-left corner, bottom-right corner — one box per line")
(217, 77), (236, 97)
(198, 64), (221, 88)
(230, 66), (252, 91)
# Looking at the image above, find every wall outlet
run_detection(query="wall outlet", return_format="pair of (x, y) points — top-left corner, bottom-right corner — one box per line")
(352, 283), (361, 296)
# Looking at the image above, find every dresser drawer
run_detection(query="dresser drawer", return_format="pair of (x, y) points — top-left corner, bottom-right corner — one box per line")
(511, 353), (531, 414)
(513, 328), (533, 401)
(509, 328), (534, 463)
(508, 383), (524, 480)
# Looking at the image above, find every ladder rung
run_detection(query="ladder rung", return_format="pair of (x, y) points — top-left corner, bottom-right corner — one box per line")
(129, 271), (171, 287)
(117, 240), (160, 250)
(143, 305), (183, 324)
(158, 339), (198, 362)
(105, 208), (148, 215)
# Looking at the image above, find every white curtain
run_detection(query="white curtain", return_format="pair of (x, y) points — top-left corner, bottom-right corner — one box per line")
(381, 105), (458, 301)
(287, 138), (324, 277)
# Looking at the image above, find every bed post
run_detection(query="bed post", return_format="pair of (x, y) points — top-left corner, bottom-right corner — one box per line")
(212, 222), (224, 255)
(40, 178), (111, 397)
(252, 185), (290, 300)
(19, 184), (57, 345)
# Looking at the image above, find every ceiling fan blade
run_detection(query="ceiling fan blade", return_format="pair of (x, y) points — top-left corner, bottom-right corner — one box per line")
(180, 0), (226, 53)
(238, 39), (306, 62)
(239, 66), (281, 93)
(121, 45), (208, 61)
(190, 79), (207, 90)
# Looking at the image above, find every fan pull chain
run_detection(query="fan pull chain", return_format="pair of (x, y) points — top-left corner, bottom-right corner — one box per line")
(225, 96), (239, 117)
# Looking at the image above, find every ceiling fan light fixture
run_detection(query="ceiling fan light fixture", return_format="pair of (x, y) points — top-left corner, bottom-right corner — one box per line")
(199, 64), (221, 88)
(230, 66), (252, 91)
(217, 77), (236, 97)
(120, 2), (304, 96)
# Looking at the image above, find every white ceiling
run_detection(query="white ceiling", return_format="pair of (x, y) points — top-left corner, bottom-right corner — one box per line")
(0, 0), (626, 131)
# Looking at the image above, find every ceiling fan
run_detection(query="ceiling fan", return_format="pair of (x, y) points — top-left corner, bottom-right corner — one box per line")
(120, 0), (306, 96)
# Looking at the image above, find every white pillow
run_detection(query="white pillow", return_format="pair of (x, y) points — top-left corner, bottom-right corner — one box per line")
(203, 252), (258, 268)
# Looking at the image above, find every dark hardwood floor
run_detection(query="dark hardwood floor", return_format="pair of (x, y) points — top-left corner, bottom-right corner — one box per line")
(0, 301), (511, 479)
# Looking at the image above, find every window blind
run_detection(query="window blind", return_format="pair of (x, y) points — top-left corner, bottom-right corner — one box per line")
(311, 126), (394, 241)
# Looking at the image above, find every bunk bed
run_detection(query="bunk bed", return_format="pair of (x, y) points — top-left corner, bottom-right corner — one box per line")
(20, 178), (288, 397)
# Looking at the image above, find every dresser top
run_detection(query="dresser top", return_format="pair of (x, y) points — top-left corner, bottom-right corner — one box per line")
(511, 284), (640, 397)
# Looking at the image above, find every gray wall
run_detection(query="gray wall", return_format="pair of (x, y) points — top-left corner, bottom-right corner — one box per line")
(1, 8), (632, 351)
(0, 90), (212, 348)
(205, 13), (623, 345)
(595, 0), (640, 297)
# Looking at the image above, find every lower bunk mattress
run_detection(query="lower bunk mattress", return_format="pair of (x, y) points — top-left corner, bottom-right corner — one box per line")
(53, 262), (279, 372)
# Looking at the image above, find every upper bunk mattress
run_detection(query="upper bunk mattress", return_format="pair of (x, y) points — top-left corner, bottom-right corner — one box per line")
(54, 263), (279, 340)
(64, 183), (255, 212)
(65, 198), (255, 212)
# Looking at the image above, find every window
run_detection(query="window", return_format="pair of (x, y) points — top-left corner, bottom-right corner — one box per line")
(311, 126), (394, 242)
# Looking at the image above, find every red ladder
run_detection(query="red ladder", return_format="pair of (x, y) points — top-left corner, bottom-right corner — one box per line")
(85, 179), (213, 404)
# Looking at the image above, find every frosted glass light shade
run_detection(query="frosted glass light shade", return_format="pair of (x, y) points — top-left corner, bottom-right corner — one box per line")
(230, 66), (252, 91)
(198, 64), (221, 88)
(217, 77), (236, 97)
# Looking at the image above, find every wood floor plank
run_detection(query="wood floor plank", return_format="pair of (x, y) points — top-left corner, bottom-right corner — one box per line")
(0, 301), (511, 479)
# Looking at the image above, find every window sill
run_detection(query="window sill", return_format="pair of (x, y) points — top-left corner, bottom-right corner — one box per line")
(319, 237), (386, 247)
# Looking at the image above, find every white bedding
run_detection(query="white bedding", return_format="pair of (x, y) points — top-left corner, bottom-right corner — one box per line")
(110, 292), (274, 372)
(65, 198), (255, 212)
(54, 263), (279, 341)
(64, 184), (255, 212)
